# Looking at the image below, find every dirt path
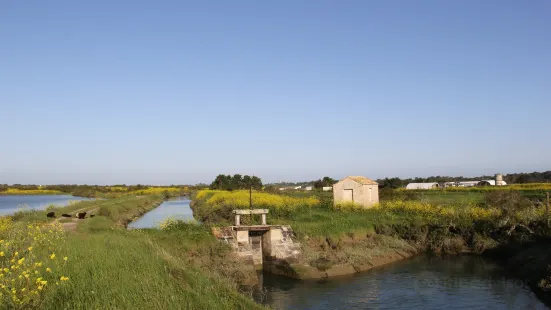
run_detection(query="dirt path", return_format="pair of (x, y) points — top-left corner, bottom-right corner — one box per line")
(50, 206), (100, 232)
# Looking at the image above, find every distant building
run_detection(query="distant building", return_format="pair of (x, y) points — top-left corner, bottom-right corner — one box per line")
(322, 186), (333, 191)
(443, 182), (457, 188)
(495, 173), (507, 186)
(477, 180), (496, 186)
(304, 186), (313, 191)
(406, 183), (440, 190)
(458, 181), (479, 187)
(333, 176), (379, 208)
(294, 186), (302, 190)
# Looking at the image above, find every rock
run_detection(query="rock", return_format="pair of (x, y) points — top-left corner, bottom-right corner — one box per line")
(90, 214), (95, 218)
(46, 212), (56, 218)
(76, 212), (87, 219)
(61, 214), (72, 218)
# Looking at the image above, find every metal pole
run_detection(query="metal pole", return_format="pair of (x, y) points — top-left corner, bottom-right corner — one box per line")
(250, 185), (253, 225)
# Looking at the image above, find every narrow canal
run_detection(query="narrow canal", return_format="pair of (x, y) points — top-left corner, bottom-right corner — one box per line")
(127, 196), (195, 229)
(255, 255), (548, 310)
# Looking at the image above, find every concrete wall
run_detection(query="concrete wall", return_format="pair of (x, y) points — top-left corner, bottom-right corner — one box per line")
(333, 179), (379, 208)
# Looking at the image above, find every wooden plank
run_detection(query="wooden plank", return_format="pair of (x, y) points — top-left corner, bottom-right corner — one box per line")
(233, 225), (280, 231)
(232, 209), (269, 215)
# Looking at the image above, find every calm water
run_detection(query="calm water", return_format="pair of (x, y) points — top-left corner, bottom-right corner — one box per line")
(0, 195), (91, 216)
(128, 196), (195, 229)
(257, 255), (549, 310)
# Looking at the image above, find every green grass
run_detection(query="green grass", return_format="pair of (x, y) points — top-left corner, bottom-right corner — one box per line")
(270, 208), (376, 239)
(36, 230), (263, 310)
(414, 191), (485, 206)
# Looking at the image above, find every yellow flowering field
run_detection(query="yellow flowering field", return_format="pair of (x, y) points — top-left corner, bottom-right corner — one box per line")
(0, 217), (70, 308)
(200, 190), (319, 211)
(371, 200), (542, 223)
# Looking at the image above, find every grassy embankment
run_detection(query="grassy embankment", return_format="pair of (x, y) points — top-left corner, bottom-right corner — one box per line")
(0, 186), (188, 199)
(0, 189), (66, 196)
(2, 196), (265, 310)
(191, 188), (551, 299)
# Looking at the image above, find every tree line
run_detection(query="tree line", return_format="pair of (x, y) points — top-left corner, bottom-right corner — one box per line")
(209, 174), (262, 190)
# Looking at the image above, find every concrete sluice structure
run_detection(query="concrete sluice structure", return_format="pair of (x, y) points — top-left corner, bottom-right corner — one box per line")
(211, 209), (301, 273)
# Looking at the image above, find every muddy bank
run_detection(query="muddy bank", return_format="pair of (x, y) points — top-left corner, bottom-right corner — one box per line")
(260, 232), (418, 280)
(264, 248), (416, 280)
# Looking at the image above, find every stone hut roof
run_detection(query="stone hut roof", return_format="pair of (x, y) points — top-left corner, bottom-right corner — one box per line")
(345, 176), (378, 185)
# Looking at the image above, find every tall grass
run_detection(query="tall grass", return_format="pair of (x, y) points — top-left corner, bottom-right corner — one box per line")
(37, 230), (263, 310)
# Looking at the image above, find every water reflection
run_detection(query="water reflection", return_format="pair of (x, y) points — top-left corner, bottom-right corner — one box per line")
(128, 197), (194, 229)
(256, 255), (548, 310)
(0, 195), (92, 216)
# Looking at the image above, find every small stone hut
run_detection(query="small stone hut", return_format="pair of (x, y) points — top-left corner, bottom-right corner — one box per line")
(333, 176), (379, 208)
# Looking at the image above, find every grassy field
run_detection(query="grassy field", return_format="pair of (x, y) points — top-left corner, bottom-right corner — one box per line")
(2, 196), (265, 309)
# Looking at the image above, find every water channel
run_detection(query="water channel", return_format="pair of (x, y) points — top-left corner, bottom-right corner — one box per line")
(255, 254), (548, 310)
(127, 199), (548, 309)
(127, 196), (195, 228)
(0, 195), (92, 216)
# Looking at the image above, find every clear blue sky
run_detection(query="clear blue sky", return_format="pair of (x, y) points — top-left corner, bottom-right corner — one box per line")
(1, 1), (550, 185)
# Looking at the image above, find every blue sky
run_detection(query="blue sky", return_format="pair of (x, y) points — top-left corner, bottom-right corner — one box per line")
(1, 1), (550, 185)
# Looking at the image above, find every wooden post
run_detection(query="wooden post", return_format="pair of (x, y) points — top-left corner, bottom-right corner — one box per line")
(546, 192), (550, 227)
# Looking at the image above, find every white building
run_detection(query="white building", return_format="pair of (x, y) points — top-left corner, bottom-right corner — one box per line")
(457, 181), (479, 187)
(304, 186), (313, 191)
(405, 183), (439, 190)
(322, 186), (333, 191)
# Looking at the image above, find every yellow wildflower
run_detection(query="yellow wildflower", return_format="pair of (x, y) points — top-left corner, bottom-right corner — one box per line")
(14, 251), (18, 256)
(18, 258), (25, 265)
(46, 268), (52, 273)
(27, 247), (33, 251)
(60, 276), (69, 281)
(63, 256), (68, 262)
(50, 253), (56, 260)
(0, 251), (4, 257)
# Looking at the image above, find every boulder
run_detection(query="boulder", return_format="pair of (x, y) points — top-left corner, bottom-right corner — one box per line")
(76, 212), (87, 219)
(90, 214), (95, 218)
(61, 214), (72, 218)
(46, 212), (56, 218)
